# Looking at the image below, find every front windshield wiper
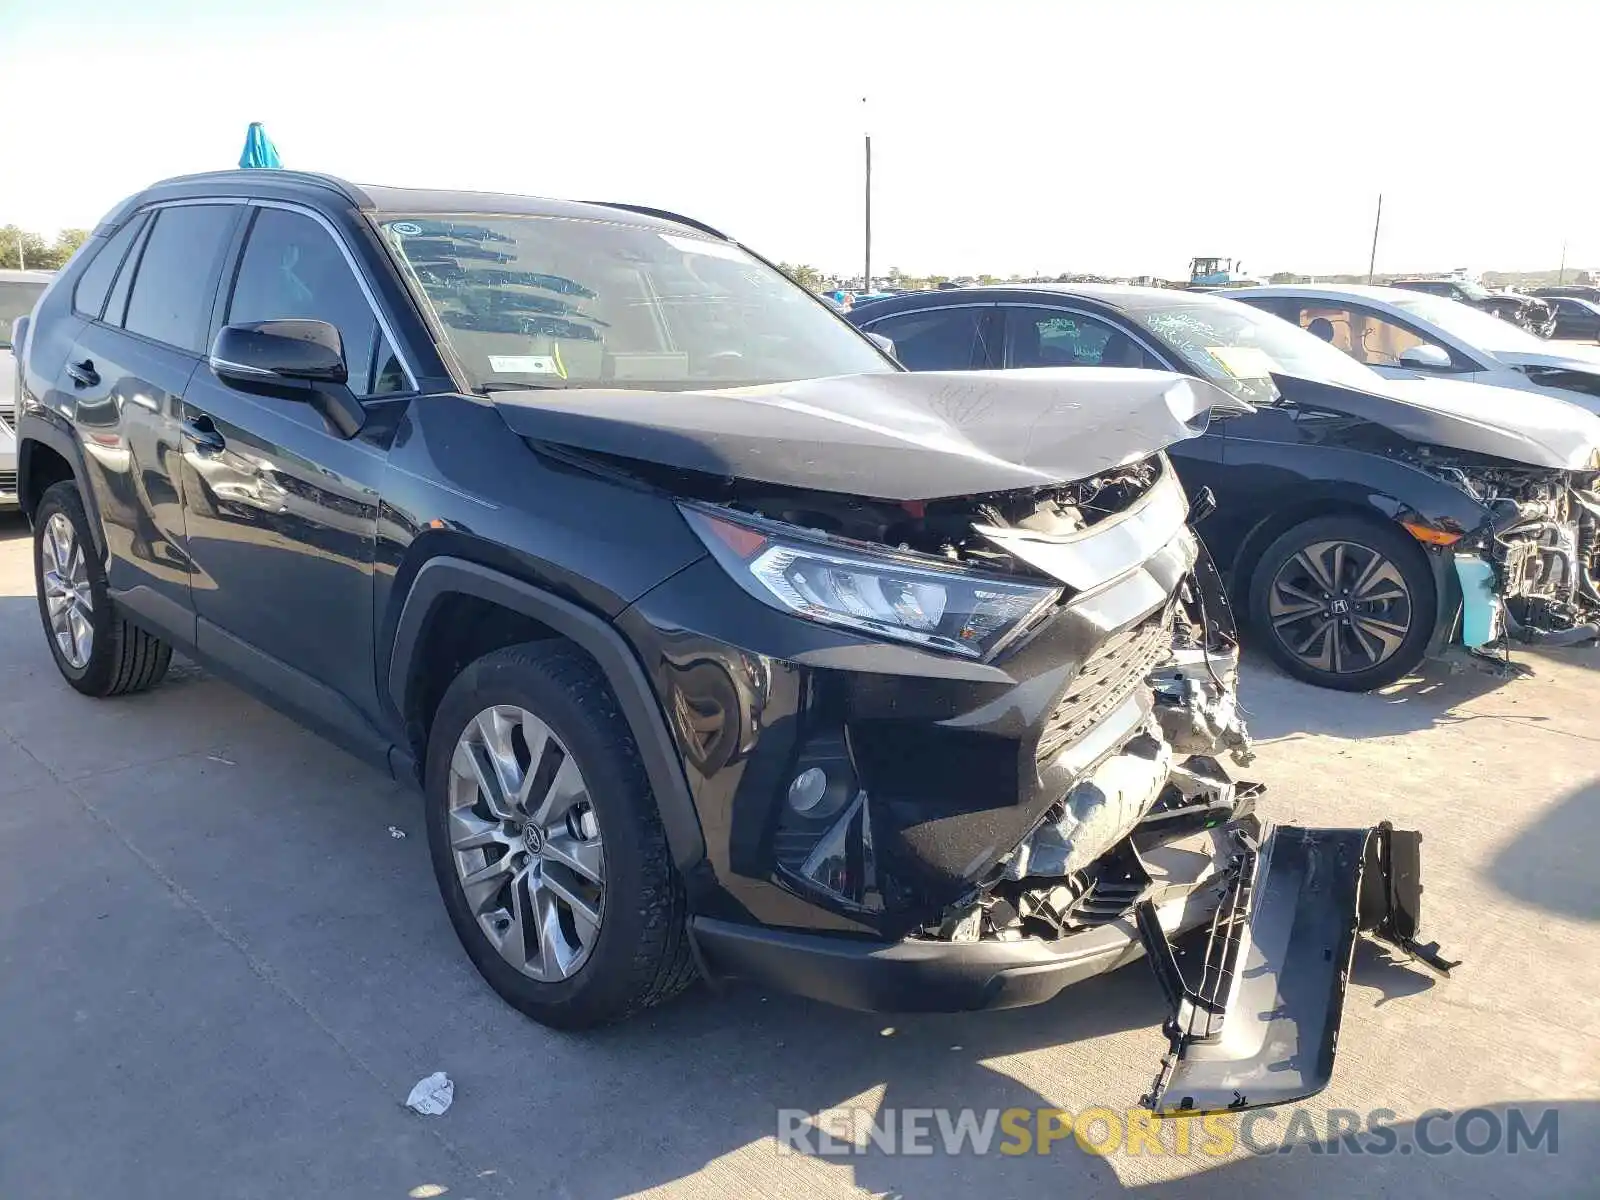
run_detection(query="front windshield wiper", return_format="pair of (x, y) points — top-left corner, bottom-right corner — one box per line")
(475, 380), (577, 394)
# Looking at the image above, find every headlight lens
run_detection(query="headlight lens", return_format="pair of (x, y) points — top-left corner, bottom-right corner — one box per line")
(681, 505), (1060, 659)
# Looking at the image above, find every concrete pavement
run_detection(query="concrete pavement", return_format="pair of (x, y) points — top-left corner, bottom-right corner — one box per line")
(0, 511), (1595, 1198)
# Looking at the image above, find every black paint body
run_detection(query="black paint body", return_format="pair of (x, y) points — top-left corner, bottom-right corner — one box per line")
(14, 172), (1225, 963)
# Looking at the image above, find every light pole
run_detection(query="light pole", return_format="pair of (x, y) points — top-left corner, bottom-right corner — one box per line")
(861, 96), (871, 294)
(1366, 194), (1382, 284)
(13, 228), (23, 272)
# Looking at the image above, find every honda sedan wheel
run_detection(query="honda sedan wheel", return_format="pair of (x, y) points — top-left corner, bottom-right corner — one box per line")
(1248, 515), (1436, 692)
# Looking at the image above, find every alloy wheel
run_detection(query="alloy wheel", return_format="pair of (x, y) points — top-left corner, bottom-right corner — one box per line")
(447, 705), (606, 982)
(1266, 539), (1413, 675)
(41, 511), (93, 669)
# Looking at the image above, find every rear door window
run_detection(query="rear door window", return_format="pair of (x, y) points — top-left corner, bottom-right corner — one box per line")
(72, 215), (147, 319)
(861, 306), (993, 371)
(122, 205), (238, 353)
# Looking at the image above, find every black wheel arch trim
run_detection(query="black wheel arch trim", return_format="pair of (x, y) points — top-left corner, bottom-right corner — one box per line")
(16, 409), (106, 558)
(386, 555), (706, 871)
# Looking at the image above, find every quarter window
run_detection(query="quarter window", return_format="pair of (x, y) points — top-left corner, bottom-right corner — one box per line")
(228, 208), (404, 396)
(863, 307), (991, 371)
(122, 205), (238, 352)
(71, 215), (146, 320)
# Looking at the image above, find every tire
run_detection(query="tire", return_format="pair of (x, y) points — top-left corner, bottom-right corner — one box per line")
(1247, 514), (1436, 692)
(424, 641), (696, 1029)
(33, 481), (173, 697)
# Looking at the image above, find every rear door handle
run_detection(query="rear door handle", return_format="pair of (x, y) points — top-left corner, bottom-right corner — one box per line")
(182, 414), (226, 453)
(66, 359), (99, 388)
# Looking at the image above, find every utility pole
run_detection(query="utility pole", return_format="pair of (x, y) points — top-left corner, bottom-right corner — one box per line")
(1366, 194), (1382, 284)
(862, 95), (872, 295)
(13, 228), (23, 272)
(1558, 239), (1568, 286)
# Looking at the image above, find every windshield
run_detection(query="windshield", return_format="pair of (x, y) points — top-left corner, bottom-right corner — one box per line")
(1390, 292), (1552, 353)
(378, 215), (893, 391)
(1126, 297), (1382, 404)
(0, 281), (46, 349)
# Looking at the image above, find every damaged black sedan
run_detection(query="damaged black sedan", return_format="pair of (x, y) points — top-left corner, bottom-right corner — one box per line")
(13, 171), (1445, 1115)
(854, 284), (1600, 689)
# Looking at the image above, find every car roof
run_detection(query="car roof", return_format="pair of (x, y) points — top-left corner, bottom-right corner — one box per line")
(854, 281), (1237, 314)
(100, 170), (730, 241)
(0, 269), (54, 283)
(1229, 282), (1416, 302)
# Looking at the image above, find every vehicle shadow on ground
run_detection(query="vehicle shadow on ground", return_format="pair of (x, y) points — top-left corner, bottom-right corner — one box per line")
(0, 512), (29, 542)
(572, 959), (1174, 1197)
(1239, 650), (1555, 743)
(1487, 780), (1600, 921)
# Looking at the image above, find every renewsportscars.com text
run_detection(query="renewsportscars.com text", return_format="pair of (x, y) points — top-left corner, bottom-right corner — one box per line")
(776, 1105), (1560, 1158)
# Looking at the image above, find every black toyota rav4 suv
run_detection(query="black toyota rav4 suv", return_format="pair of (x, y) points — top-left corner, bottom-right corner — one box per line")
(11, 171), (1445, 1113)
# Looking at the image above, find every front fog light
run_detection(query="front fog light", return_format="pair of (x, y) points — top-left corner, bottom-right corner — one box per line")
(787, 767), (829, 813)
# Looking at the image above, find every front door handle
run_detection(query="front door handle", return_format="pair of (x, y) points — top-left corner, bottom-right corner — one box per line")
(66, 359), (99, 388)
(182, 415), (226, 453)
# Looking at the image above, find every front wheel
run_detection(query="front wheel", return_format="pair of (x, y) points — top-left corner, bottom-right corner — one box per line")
(424, 641), (696, 1029)
(1247, 515), (1437, 692)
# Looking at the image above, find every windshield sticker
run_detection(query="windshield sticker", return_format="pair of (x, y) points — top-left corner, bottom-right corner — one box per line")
(660, 234), (749, 262)
(1204, 345), (1278, 380)
(389, 222), (423, 237)
(488, 354), (563, 376)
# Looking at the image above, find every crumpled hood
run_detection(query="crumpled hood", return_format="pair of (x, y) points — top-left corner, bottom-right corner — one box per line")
(1278, 372), (1600, 469)
(491, 368), (1248, 500)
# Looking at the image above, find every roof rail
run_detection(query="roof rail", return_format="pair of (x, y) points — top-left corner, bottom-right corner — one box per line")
(146, 169), (370, 206)
(582, 201), (730, 241)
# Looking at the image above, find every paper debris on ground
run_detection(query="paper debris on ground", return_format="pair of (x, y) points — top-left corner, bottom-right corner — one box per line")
(405, 1072), (454, 1116)
(388, 826), (407, 839)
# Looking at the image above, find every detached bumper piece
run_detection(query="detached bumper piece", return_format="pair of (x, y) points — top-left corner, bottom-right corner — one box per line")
(1140, 822), (1455, 1115)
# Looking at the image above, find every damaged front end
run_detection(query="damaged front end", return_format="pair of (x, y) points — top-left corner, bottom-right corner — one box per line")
(1406, 450), (1600, 650)
(534, 368), (1450, 1112)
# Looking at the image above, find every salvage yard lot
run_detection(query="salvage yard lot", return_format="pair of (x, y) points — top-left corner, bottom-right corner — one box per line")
(0, 512), (1595, 1199)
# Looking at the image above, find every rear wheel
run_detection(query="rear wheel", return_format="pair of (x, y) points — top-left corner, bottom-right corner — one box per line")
(424, 641), (695, 1028)
(34, 481), (172, 697)
(1247, 515), (1436, 692)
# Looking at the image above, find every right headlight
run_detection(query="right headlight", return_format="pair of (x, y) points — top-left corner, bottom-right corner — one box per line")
(680, 504), (1061, 660)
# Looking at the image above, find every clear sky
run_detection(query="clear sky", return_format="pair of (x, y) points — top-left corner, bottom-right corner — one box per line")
(2, 0), (1594, 278)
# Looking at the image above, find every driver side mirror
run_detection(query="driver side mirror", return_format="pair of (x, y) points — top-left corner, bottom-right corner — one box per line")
(209, 319), (365, 438)
(1397, 343), (1455, 371)
(864, 330), (900, 363)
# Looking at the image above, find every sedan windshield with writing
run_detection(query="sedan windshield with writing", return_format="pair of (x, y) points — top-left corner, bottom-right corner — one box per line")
(379, 216), (891, 390)
(1128, 296), (1381, 404)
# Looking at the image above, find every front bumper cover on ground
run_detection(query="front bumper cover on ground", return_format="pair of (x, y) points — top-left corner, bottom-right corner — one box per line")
(691, 821), (1452, 1116)
(1142, 821), (1456, 1115)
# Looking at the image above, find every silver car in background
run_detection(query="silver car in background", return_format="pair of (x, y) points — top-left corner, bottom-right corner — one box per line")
(1231, 283), (1600, 418)
(0, 269), (53, 508)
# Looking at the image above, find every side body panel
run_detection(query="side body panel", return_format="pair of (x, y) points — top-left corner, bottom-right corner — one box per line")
(64, 320), (199, 640)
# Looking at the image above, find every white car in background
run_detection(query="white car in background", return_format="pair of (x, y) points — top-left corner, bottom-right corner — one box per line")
(1230, 283), (1600, 417)
(0, 269), (53, 509)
